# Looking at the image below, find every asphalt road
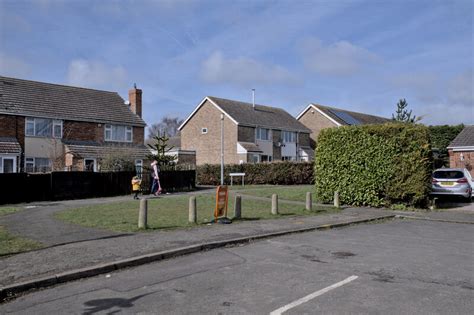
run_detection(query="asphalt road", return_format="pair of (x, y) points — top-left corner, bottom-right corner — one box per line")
(1, 219), (473, 314)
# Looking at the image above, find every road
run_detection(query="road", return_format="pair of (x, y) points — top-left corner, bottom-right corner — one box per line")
(1, 218), (473, 314)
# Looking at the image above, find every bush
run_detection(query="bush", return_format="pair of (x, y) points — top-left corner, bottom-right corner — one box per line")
(197, 162), (314, 185)
(315, 123), (432, 207)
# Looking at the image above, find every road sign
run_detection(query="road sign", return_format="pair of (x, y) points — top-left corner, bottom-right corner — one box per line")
(214, 185), (228, 222)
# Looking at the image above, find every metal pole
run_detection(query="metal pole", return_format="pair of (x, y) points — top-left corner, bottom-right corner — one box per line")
(220, 113), (224, 186)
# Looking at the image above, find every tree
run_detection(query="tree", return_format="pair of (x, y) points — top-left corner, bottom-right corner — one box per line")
(147, 133), (176, 167)
(392, 99), (418, 123)
(147, 116), (183, 139)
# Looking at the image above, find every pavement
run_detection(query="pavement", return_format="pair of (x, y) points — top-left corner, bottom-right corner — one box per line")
(0, 191), (473, 301)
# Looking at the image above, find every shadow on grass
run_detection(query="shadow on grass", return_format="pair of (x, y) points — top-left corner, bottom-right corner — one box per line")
(233, 217), (261, 221)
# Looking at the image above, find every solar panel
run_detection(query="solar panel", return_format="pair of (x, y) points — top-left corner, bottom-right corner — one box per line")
(328, 109), (361, 125)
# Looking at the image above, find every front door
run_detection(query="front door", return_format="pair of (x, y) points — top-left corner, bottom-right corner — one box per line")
(1, 157), (16, 173)
(84, 158), (96, 172)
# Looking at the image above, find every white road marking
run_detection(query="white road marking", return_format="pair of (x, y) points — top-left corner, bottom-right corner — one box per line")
(269, 275), (358, 315)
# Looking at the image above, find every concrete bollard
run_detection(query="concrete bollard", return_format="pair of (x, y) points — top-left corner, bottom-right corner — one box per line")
(306, 192), (312, 211)
(138, 198), (148, 229)
(334, 191), (340, 208)
(430, 197), (438, 210)
(234, 195), (242, 219)
(189, 196), (197, 223)
(271, 194), (279, 215)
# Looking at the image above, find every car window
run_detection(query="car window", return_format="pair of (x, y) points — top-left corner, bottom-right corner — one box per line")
(433, 171), (464, 179)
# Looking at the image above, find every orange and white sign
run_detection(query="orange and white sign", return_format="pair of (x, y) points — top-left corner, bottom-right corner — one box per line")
(214, 185), (228, 222)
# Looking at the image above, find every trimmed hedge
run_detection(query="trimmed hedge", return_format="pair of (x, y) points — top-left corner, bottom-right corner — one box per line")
(197, 162), (314, 185)
(315, 123), (432, 207)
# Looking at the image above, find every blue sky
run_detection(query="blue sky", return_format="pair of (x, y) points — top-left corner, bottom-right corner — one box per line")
(1, 0), (473, 129)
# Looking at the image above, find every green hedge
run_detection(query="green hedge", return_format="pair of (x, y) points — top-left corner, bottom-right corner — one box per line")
(197, 162), (314, 185)
(315, 123), (432, 207)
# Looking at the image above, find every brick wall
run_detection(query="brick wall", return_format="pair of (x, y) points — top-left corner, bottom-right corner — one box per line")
(64, 121), (144, 145)
(272, 130), (282, 160)
(298, 108), (338, 148)
(449, 149), (474, 176)
(181, 100), (239, 165)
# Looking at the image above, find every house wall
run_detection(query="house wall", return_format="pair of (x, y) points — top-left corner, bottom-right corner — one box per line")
(64, 121), (144, 145)
(0, 114), (25, 151)
(181, 100), (239, 165)
(449, 149), (474, 176)
(298, 109), (338, 148)
(298, 133), (311, 147)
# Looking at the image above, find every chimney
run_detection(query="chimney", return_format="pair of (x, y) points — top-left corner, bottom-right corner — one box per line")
(128, 83), (142, 117)
(252, 89), (255, 110)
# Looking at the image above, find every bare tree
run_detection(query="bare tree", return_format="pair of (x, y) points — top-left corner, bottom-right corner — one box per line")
(147, 116), (183, 139)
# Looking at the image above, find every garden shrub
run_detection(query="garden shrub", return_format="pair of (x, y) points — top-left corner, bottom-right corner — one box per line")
(315, 123), (432, 207)
(197, 162), (313, 185)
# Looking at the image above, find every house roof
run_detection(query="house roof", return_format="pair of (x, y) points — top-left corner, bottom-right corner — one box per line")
(238, 142), (263, 153)
(63, 140), (149, 159)
(0, 76), (146, 127)
(448, 126), (474, 148)
(179, 96), (311, 133)
(296, 103), (389, 126)
(0, 137), (21, 154)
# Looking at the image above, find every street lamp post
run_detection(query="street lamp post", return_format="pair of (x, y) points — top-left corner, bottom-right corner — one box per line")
(220, 113), (224, 186)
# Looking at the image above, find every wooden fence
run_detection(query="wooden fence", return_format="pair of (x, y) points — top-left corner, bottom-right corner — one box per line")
(0, 170), (196, 205)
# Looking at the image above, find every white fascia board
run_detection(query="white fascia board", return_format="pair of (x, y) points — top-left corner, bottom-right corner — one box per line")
(295, 104), (342, 127)
(311, 104), (342, 127)
(237, 142), (247, 154)
(295, 104), (313, 120)
(448, 146), (474, 152)
(178, 96), (238, 131)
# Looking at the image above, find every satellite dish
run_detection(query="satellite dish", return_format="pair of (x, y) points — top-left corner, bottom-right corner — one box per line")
(124, 100), (130, 105)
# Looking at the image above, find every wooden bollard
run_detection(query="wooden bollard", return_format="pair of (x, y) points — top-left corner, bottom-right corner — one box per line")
(306, 192), (312, 211)
(271, 194), (279, 215)
(138, 198), (148, 229)
(334, 191), (340, 208)
(234, 195), (242, 219)
(189, 196), (197, 223)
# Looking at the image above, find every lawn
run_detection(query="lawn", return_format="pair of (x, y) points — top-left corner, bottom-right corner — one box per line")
(0, 207), (43, 256)
(55, 192), (337, 232)
(229, 185), (316, 202)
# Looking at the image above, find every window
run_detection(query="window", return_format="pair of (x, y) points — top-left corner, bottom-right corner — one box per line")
(84, 158), (96, 172)
(251, 154), (260, 163)
(135, 159), (143, 177)
(261, 155), (272, 162)
(282, 156), (295, 161)
(201, 128), (208, 134)
(282, 131), (296, 143)
(256, 128), (270, 141)
(25, 118), (63, 138)
(25, 157), (51, 173)
(0, 157), (16, 173)
(105, 124), (133, 142)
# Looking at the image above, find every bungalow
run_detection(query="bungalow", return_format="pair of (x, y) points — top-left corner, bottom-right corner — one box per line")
(448, 125), (474, 176)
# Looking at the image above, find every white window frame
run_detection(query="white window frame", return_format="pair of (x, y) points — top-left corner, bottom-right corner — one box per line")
(201, 127), (208, 134)
(25, 117), (63, 138)
(282, 131), (296, 143)
(135, 159), (143, 177)
(256, 127), (271, 141)
(24, 157), (51, 173)
(104, 124), (133, 143)
(84, 158), (97, 172)
(0, 156), (17, 173)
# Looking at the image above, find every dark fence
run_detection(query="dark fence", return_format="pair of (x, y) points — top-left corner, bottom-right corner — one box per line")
(0, 170), (196, 205)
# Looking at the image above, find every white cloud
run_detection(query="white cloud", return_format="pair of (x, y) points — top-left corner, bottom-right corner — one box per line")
(67, 59), (128, 92)
(200, 51), (296, 86)
(300, 38), (381, 76)
(0, 53), (31, 78)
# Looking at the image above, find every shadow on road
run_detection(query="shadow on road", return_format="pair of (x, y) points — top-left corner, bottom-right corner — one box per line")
(82, 292), (154, 315)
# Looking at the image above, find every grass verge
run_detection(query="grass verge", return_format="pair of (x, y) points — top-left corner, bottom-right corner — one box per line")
(55, 193), (338, 232)
(0, 207), (43, 256)
(230, 185), (316, 202)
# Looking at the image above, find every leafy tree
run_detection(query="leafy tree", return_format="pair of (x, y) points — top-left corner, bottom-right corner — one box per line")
(147, 116), (183, 139)
(100, 152), (136, 171)
(392, 99), (418, 123)
(429, 124), (464, 168)
(147, 133), (177, 167)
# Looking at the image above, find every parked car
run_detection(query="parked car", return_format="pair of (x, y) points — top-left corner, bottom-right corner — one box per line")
(431, 168), (473, 200)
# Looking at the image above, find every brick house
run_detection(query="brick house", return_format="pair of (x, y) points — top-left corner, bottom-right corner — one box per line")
(0, 76), (148, 173)
(296, 103), (390, 148)
(178, 96), (312, 165)
(447, 125), (474, 176)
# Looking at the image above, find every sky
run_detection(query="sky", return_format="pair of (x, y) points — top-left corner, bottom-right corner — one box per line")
(1, 0), (473, 131)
